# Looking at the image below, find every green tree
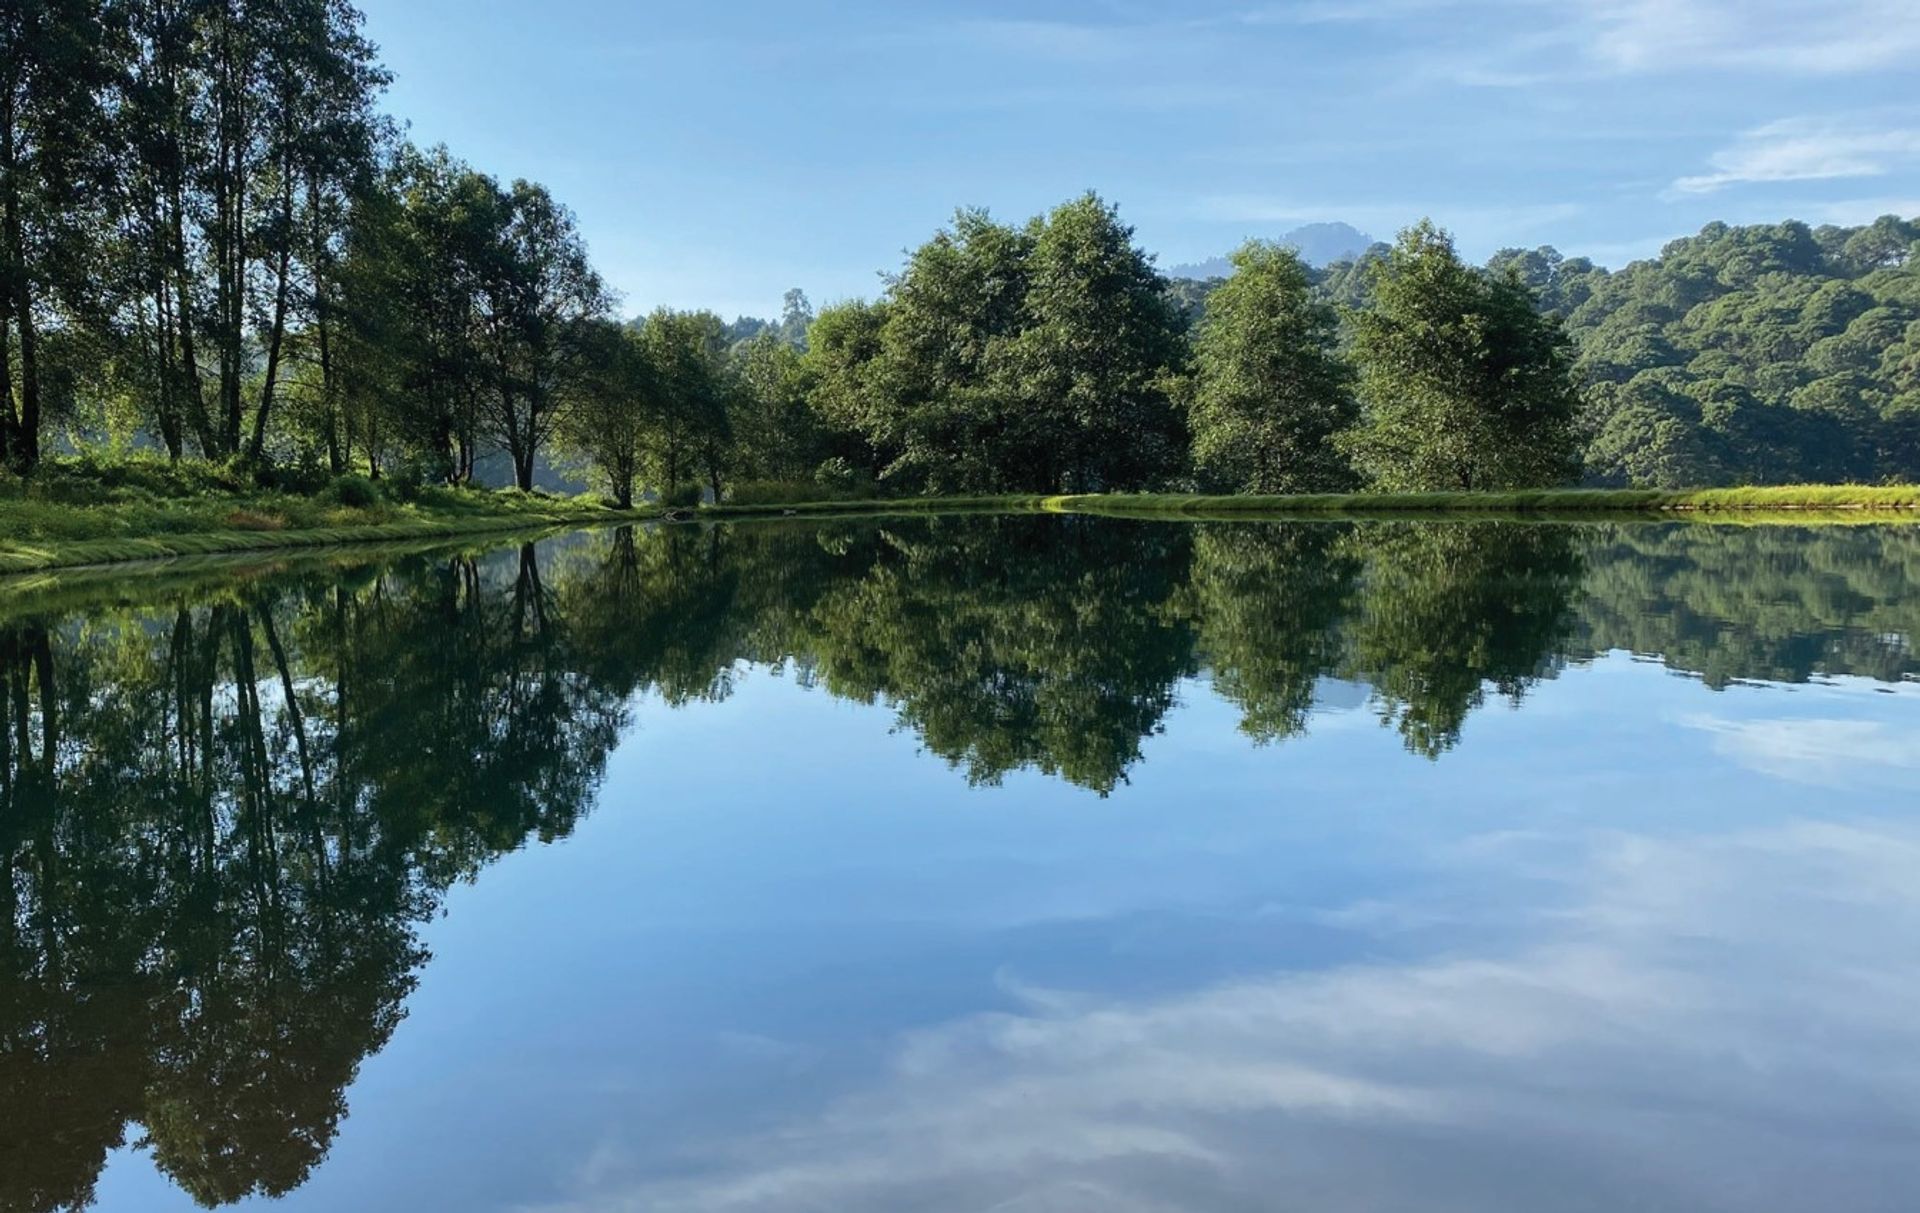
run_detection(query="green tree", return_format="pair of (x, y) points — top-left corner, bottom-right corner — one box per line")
(0, 0), (118, 471)
(472, 179), (611, 490)
(799, 298), (890, 481)
(729, 330), (819, 483)
(867, 207), (1033, 492)
(1188, 241), (1356, 493)
(634, 308), (732, 498)
(556, 319), (655, 507)
(1341, 221), (1582, 491)
(1005, 193), (1187, 491)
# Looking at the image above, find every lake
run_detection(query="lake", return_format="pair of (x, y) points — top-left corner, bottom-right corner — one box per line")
(5, 515), (1918, 1213)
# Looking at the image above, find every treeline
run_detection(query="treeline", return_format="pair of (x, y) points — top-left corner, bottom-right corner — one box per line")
(0, 1), (803, 500)
(7, 7), (1915, 498)
(1318, 215), (1920, 486)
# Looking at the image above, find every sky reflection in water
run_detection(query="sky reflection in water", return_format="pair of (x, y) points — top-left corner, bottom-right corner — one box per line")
(3, 516), (1914, 1213)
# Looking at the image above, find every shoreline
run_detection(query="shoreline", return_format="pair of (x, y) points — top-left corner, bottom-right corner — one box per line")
(5, 485), (1918, 575)
(0, 504), (654, 576)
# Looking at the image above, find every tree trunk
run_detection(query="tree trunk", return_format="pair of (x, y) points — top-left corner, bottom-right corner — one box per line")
(1, 102), (40, 472)
(166, 169), (216, 455)
(251, 190), (296, 463)
(0, 299), (14, 467)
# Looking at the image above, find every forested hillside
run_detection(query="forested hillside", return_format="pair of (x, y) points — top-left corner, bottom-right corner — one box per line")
(1297, 217), (1920, 487)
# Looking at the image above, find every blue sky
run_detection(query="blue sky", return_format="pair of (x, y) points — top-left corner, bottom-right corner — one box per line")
(356, 0), (1920, 320)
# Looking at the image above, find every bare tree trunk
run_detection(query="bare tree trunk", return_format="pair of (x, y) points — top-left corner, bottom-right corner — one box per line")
(251, 164), (297, 462)
(1, 100), (41, 472)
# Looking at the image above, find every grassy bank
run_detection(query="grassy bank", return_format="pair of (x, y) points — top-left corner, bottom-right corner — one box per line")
(0, 467), (649, 575)
(8, 478), (1918, 575)
(703, 484), (1920, 522)
(1037, 485), (1920, 517)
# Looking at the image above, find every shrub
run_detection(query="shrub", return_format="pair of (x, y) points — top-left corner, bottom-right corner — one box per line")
(814, 457), (860, 491)
(662, 482), (704, 509)
(326, 473), (383, 509)
(726, 478), (879, 506)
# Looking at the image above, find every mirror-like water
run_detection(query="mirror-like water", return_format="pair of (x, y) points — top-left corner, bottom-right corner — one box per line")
(5, 516), (1918, 1212)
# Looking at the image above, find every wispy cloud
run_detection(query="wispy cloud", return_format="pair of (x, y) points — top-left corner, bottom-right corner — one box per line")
(513, 819), (1920, 1212)
(1672, 117), (1920, 194)
(1369, 0), (1920, 87)
(1584, 0), (1920, 75)
(1680, 713), (1920, 784)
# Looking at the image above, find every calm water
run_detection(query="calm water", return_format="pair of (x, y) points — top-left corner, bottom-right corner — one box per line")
(5, 515), (1919, 1213)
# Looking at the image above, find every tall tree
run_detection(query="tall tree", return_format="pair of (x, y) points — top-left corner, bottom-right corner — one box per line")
(1007, 193), (1187, 492)
(472, 180), (610, 491)
(729, 330), (819, 482)
(1188, 241), (1356, 493)
(1340, 221), (1582, 491)
(634, 308), (731, 498)
(244, 0), (388, 463)
(0, 0), (117, 470)
(555, 319), (653, 507)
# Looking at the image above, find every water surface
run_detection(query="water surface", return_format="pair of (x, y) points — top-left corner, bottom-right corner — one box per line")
(5, 516), (1918, 1212)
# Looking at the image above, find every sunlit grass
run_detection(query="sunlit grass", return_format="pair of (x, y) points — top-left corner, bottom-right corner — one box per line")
(0, 475), (650, 574)
(1039, 486), (1920, 517)
(702, 485), (1920, 522)
(6, 477), (1917, 576)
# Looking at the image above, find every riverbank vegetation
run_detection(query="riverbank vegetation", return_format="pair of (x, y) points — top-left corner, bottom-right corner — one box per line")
(0, 455), (638, 573)
(4, 5), (1917, 521)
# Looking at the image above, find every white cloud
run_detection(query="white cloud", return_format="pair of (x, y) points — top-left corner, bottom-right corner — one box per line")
(1673, 118), (1920, 194)
(1680, 713), (1920, 784)
(1371, 0), (1920, 87)
(515, 819), (1920, 1213)
(1584, 0), (1920, 75)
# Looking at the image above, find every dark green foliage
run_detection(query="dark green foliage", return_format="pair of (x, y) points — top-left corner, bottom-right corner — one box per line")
(1341, 222), (1583, 491)
(326, 472), (382, 508)
(800, 194), (1187, 494)
(662, 481), (704, 509)
(725, 478), (880, 507)
(1549, 216), (1920, 486)
(5, 0), (1914, 504)
(1189, 241), (1357, 493)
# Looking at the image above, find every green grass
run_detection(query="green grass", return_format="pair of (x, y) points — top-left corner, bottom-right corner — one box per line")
(1036, 485), (1920, 518)
(7, 473), (1916, 577)
(702, 484), (1920, 523)
(702, 493), (1053, 519)
(0, 470), (650, 574)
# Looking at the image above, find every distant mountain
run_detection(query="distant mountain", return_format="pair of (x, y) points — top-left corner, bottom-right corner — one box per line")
(1168, 222), (1375, 279)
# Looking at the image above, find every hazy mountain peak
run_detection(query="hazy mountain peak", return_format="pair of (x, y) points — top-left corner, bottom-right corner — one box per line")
(1168, 221), (1376, 279)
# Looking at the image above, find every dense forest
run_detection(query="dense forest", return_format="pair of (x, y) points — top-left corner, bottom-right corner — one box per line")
(4, 4), (1917, 504)
(1313, 216), (1920, 488)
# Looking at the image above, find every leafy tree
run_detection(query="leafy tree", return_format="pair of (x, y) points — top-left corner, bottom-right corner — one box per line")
(813, 194), (1186, 494)
(555, 319), (654, 507)
(471, 180), (611, 491)
(1341, 221), (1582, 491)
(634, 308), (732, 498)
(867, 206), (1033, 491)
(729, 330), (820, 483)
(0, 0), (118, 471)
(799, 298), (890, 481)
(1006, 193), (1187, 491)
(1188, 241), (1356, 493)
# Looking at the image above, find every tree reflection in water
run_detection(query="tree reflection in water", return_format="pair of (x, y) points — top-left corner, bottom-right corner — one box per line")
(1, 516), (1914, 1210)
